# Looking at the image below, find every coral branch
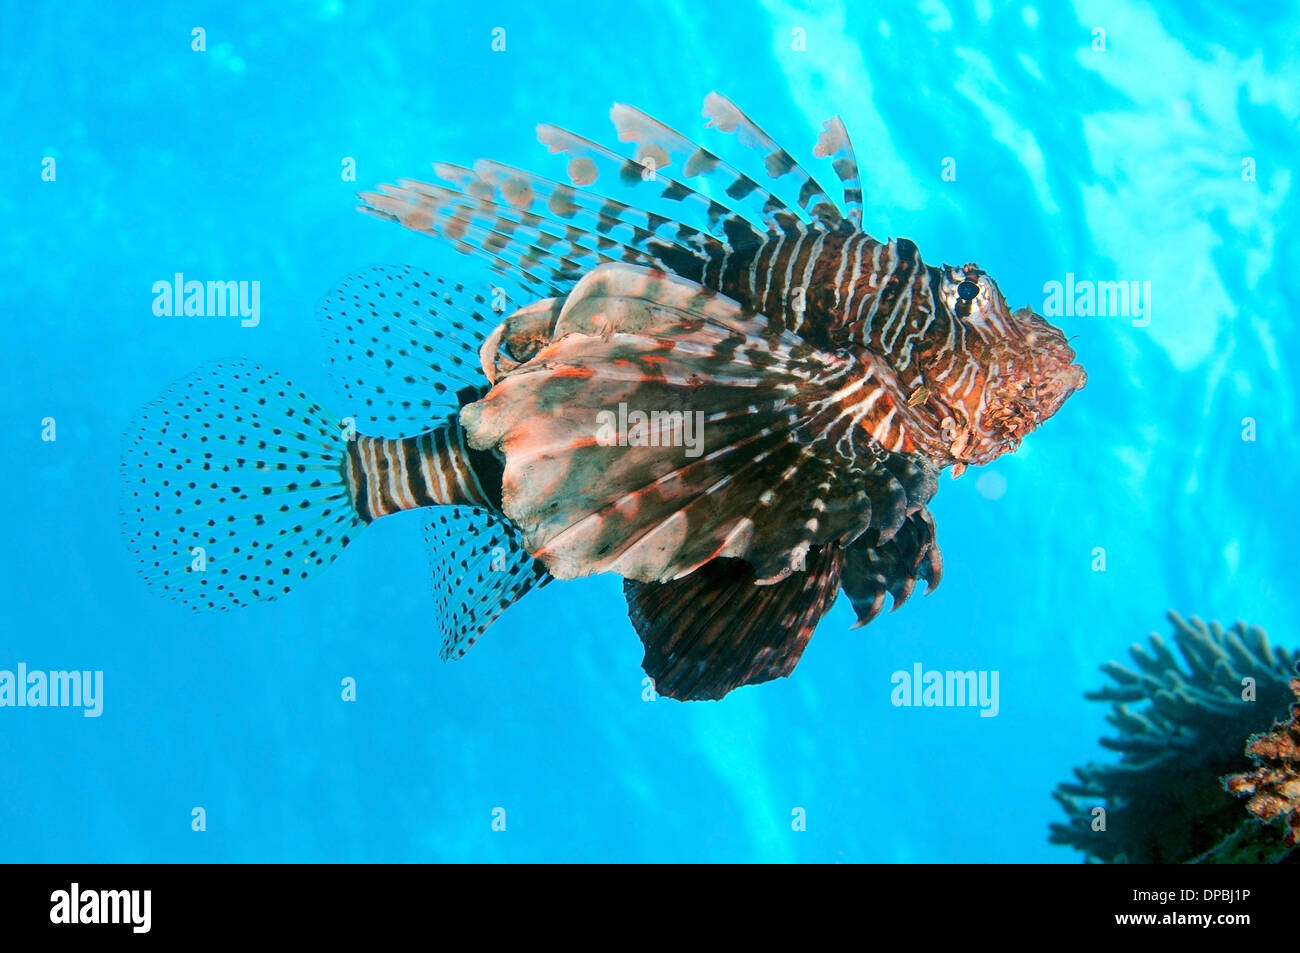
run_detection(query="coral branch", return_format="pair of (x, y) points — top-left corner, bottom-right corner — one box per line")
(1050, 611), (1299, 864)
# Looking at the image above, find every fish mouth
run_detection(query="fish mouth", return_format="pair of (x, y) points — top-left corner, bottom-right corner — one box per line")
(959, 357), (1085, 468)
(1034, 348), (1086, 410)
(1041, 361), (1087, 411)
(1016, 307), (1087, 416)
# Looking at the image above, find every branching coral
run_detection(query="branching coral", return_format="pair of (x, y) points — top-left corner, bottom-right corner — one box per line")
(1050, 611), (1299, 864)
(1225, 678), (1300, 849)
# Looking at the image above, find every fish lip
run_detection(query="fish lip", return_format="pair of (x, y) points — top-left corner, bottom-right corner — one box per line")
(1041, 362), (1087, 410)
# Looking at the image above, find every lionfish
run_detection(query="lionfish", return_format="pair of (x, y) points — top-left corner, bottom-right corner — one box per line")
(121, 93), (1085, 700)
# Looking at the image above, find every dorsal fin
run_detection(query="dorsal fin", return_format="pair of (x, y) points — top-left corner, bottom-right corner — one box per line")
(702, 92), (847, 231)
(365, 174), (705, 295)
(361, 96), (865, 308)
(812, 115), (864, 230)
(609, 103), (807, 235)
(360, 158), (725, 298)
(535, 122), (766, 248)
(316, 265), (505, 437)
(358, 186), (565, 294)
(471, 158), (722, 269)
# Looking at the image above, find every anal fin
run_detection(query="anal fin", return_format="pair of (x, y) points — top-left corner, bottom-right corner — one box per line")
(426, 505), (551, 660)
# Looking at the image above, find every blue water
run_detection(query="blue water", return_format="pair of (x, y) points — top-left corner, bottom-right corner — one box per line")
(3, 0), (1297, 863)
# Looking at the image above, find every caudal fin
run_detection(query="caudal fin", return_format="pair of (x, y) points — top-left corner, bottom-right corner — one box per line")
(120, 359), (364, 611)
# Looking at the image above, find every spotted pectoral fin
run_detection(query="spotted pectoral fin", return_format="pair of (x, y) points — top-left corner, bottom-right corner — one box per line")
(461, 263), (911, 585)
(841, 506), (943, 627)
(426, 505), (551, 661)
(625, 545), (844, 701)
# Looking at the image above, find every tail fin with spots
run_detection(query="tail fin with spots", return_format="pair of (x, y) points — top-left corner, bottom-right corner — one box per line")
(120, 359), (366, 610)
(119, 358), (517, 611)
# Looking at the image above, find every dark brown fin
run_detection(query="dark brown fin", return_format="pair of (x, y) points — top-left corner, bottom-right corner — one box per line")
(841, 506), (943, 627)
(624, 545), (844, 701)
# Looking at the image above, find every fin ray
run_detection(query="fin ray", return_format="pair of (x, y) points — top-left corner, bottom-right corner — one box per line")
(625, 545), (844, 700)
(812, 115), (864, 230)
(702, 92), (846, 231)
(472, 158), (724, 265)
(317, 266), (507, 437)
(610, 102), (808, 235)
(536, 122), (766, 247)
(358, 189), (563, 293)
(426, 505), (550, 659)
(366, 177), (683, 294)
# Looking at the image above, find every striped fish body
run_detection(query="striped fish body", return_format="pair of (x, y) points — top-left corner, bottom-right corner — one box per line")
(339, 236), (975, 522)
(344, 416), (501, 522)
(673, 230), (954, 460)
(121, 94), (1085, 701)
(688, 226), (1086, 472)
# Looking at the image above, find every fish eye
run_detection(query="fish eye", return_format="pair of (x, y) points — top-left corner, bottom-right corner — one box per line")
(956, 280), (979, 301)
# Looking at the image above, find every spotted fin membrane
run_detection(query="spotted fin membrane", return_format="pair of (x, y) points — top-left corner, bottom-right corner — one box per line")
(121, 359), (364, 611)
(316, 264), (500, 435)
(426, 505), (550, 661)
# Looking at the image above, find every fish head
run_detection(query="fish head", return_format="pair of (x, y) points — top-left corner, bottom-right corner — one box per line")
(935, 263), (1087, 466)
